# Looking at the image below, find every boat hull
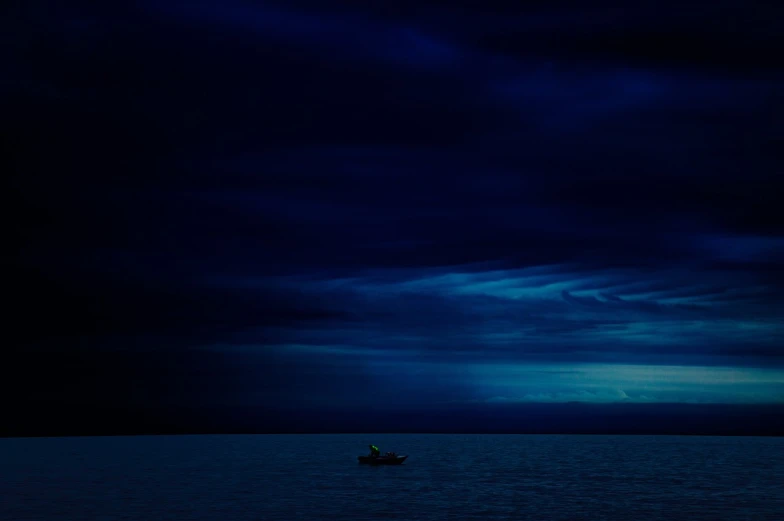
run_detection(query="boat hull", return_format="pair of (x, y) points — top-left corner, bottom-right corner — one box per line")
(357, 455), (408, 465)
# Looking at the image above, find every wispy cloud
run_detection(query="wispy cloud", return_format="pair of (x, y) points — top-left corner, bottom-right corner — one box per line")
(209, 262), (784, 380)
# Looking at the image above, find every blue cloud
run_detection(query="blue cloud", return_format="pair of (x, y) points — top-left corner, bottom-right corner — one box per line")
(145, 0), (463, 69)
(7, 0), (784, 427)
(208, 262), (784, 380)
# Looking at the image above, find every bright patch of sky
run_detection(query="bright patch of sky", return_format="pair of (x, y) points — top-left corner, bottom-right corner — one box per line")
(466, 363), (784, 404)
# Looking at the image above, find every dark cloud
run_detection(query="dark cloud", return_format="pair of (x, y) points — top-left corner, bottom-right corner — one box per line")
(5, 0), (784, 432)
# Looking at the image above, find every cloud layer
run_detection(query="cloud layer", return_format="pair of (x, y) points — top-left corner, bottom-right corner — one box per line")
(6, 0), (784, 420)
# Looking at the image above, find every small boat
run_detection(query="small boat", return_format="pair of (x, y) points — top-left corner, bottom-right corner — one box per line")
(357, 454), (408, 465)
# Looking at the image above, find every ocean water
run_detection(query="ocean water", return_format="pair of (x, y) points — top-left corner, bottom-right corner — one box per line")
(2, 434), (783, 520)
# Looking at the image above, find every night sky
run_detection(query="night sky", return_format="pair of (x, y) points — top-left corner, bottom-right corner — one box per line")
(6, 1), (784, 436)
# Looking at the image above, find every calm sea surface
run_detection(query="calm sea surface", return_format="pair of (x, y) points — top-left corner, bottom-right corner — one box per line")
(2, 434), (783, 520)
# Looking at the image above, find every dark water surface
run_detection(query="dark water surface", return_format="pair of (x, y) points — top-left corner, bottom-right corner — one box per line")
(2, 434), (782, 520)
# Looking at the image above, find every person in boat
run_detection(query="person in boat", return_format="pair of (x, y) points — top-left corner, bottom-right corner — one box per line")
(369, 445), (380, 457)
